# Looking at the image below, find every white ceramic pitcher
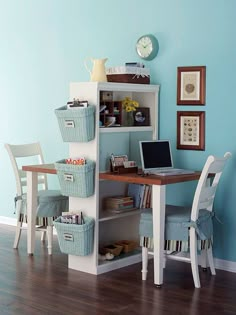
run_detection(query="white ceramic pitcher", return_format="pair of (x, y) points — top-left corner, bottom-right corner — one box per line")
(85, 58), (108, 82)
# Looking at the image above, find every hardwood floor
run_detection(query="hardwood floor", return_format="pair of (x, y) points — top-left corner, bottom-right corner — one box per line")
(1, 224), (236, 315)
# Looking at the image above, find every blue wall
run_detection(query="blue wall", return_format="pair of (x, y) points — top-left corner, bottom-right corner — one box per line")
(0, 0), (235, 262)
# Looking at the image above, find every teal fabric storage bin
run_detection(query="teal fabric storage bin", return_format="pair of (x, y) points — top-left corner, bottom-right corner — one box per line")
(55, 105), (95, 142)
(54, 216), (95, 256)
(55, 159), (95, 198)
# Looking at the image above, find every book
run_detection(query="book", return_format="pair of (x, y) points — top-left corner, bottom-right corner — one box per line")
(142, 185), (149, 208)
(139, 185), (146, 209)
(105, 201), (134, 210)
(107, 207), (137, 214)
(127, 183), (143, 208)
(105, 196), (134, 210)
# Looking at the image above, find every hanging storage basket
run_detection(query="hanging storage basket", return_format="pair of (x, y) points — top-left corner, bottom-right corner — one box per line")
(55, 105), (95, 142)
(54, 216), (95, 256)
(55, 159), (95, 198)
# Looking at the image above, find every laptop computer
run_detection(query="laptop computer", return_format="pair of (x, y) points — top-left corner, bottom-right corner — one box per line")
(139, 140), (195, 176)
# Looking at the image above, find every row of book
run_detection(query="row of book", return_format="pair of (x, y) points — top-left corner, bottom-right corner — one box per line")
(127, 183), (152, 209)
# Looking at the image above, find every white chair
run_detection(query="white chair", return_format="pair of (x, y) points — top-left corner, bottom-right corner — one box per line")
(5, 142), (68, 255)
(139, 152), (231, 288)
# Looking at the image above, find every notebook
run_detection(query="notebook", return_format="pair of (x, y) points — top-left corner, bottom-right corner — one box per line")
(139, 140), (195, 176)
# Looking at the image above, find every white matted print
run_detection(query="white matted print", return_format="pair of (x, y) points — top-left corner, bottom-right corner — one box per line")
(177, 66), (206, 105)
(177, 111), (205, 151)
(181, 71), (200, 101)
(180, 115), (199, 145)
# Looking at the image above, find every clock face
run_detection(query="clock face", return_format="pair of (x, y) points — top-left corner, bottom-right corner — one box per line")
(136, 34), (159, 60)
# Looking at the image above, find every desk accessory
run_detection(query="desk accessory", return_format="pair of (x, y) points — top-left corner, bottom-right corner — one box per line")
(85, 57), (108, 82)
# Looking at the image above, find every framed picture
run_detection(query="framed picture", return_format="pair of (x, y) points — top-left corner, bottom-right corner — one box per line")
(110, 154), (128, 171)
(133, 107), (150, 126)
(177, 111), (205, 150)
(177, 66), (206, 105)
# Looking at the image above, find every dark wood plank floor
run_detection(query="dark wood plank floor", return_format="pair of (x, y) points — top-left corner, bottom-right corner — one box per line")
(1, 224), (236, 315)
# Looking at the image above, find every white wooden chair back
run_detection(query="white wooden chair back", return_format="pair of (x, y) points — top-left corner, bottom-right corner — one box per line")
(191, 152), (231, 222)
(5, 142), (48, 197)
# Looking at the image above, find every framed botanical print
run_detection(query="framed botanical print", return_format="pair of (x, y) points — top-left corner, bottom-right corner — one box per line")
(177, 111), (205, 150)
(177, 66), (206, 105)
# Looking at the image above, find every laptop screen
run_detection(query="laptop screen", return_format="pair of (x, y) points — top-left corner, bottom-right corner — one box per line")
(139, 140), (173, 172)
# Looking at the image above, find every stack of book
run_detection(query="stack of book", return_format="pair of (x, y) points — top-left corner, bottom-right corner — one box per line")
(104, 196), (135, 213)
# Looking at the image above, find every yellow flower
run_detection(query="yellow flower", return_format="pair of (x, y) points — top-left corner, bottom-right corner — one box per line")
(122, 97), (139, 112)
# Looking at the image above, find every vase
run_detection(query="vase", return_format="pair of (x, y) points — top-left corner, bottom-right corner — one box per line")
(123, 111), (134, 127)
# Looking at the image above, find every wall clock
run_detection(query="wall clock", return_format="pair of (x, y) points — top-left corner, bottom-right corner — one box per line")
(136, 34), (159, 61)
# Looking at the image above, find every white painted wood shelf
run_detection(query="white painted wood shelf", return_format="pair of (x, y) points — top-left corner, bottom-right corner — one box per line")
(67, 82), (159, 275)
(99, 208), (140, 222)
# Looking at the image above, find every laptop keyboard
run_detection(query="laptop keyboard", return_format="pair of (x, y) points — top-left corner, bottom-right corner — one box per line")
(149, 169), (194, 176)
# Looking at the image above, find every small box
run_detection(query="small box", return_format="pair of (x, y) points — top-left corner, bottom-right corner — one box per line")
(100, 244), (123, 256)
(107, 74), (150, 84)
(115, 240), (138, 253)
(54, 216), (95, 256)
(100, 91), (113, 101)
(106, 66), (150, 84)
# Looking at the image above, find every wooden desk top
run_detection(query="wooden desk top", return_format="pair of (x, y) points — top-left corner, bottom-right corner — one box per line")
(22, 164), (202, 186)
(22, 164), (56, 174)
(99, 171), (202, 185)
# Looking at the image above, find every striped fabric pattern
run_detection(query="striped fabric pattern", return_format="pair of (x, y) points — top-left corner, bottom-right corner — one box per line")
(19, 213), (58, 226)
(140, 236), (212, 252)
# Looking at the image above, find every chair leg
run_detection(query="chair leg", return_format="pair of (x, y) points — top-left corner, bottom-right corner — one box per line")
(13, 220), (22, 249)
(189, 228), (201, 288)
(41, 231), (46, 242)
(207, 246), (216, 275)
(142, 246), (149, 280)
(47, 225), (53, 255)
(200, 249), (208, 271)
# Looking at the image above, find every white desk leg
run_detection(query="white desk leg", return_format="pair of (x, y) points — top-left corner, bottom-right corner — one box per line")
(26, 171), (37, 255)
(152, 184), (166, 286)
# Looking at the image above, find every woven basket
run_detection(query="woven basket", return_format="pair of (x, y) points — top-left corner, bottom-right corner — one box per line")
(55, 105), (95, 142)
(54, 216), (95, 256)
(55, 159), (95, 198)
(100, 244), (123, 256)
(115, 240), (138, 253)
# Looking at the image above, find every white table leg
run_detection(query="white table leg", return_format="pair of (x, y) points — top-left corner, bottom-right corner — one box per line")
(26, 171), (37, 255)
(152, 184), (166, 286)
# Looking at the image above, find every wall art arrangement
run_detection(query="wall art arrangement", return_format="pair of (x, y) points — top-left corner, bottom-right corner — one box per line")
(177, 66), (206, 105)
(177, 111), (205, 151)
(176, 65), (206, 150)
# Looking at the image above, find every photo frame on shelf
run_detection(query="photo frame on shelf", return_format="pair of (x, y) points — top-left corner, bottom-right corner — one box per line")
(133, 107), (150, 126)
(110, 154), (128, 171)
(177, 111), (205, 150)
(177, 66), (206, 105)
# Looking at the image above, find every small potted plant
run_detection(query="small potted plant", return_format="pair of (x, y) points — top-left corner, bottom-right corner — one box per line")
(121, 97), (139, 126)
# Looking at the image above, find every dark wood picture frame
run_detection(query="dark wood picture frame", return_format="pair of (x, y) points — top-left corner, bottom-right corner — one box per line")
(133, 107), (150, 126)
(177, 111), (205, 150)
(177, 66), (206, 105)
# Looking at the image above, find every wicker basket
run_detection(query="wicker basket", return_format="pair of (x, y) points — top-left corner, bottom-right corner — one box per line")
(55, 159), (95, 198)
(54, 216), (95, 256)
(100, 244), (123, 256)
(115, 240), (138, 253)
(55, 105), (95, 142)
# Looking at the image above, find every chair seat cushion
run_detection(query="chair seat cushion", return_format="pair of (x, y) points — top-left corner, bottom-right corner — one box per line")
(139, 205), (213, 241)
(22, 190), (68, 218)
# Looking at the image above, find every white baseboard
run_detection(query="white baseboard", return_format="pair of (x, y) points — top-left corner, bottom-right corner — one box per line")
(0, 216), (57, 235)
(214, 258), (236, 273)
(0, 216), (17, 226)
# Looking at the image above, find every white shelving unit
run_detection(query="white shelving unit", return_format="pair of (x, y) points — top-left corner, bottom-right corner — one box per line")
(67, 82), (159, 274)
